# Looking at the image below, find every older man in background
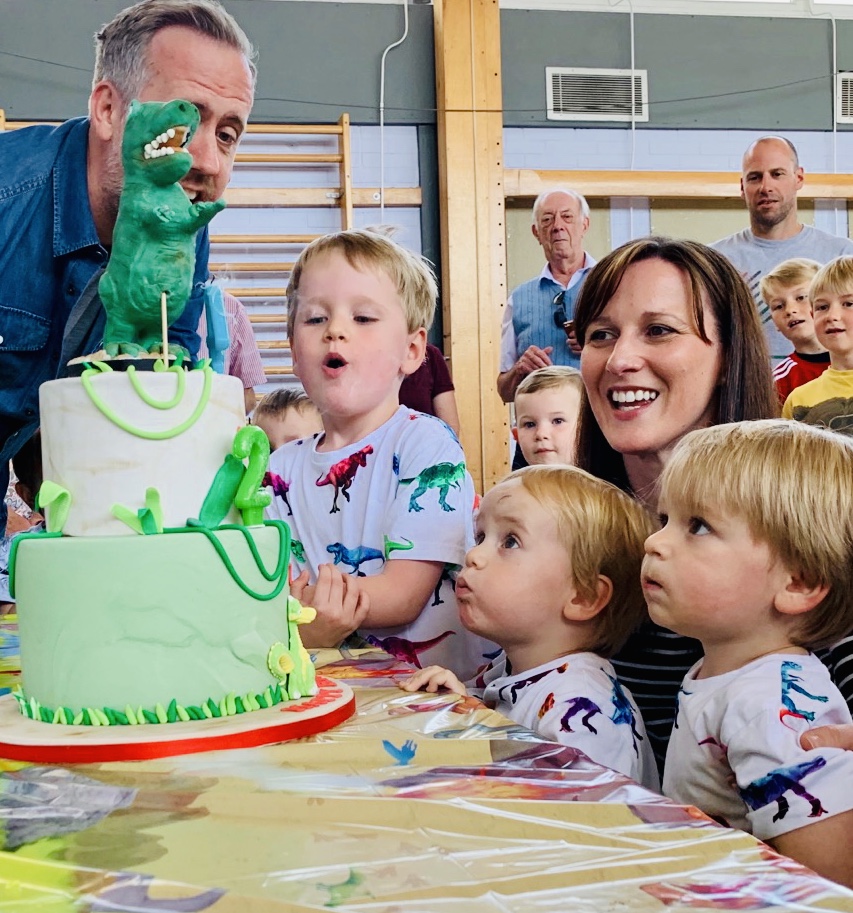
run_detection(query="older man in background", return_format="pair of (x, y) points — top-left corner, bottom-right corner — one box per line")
(497, 189), (596, 403)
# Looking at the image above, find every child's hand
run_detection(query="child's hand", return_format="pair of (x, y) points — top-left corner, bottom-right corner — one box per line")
(297, 563), (369, 649)
(400, 665), (468, 696)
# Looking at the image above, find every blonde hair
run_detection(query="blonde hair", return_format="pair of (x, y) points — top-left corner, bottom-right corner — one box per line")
(253, 387), (317, 422)
(810, 255), (853, 303)
(508, 465), (656, 657)
(661, 420), (853, 650)
(515, 365), (584, 401)
(760, 258), (820, 302)
(286, 229), (437, 338)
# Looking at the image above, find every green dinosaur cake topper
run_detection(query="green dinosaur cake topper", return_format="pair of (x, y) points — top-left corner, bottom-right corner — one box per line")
(98, 99), (226, 359)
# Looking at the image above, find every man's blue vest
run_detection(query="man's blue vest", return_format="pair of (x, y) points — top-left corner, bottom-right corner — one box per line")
(512, 275), (586, 369)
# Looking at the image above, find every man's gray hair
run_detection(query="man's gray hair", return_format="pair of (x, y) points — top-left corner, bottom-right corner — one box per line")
(531, 188), (590, 225)
(93, 0), (256, 101)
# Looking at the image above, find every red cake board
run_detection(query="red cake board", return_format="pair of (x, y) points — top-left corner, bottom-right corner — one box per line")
(0, 676), (354, 763)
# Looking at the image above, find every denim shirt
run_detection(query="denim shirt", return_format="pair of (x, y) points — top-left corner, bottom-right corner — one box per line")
(0, 117), (209, 529)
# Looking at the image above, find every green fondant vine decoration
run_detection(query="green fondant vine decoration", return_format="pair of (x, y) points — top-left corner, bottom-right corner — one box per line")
(80, 362), (213, 440)
(163, 520), (290, 600)
(232, 425), (271, 526)
(7, 529), (63, 599)
(128, 359), (186, 409)
(36, 481), (72, 534)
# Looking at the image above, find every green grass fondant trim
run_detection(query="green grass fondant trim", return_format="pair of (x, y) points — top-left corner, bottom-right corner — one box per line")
(80, 364), (213, 440)
(13, 676), (296, 727)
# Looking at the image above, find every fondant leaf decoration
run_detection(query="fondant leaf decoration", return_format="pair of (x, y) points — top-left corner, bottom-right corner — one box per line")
(196, 453), (245, 529)
(111, 504), (144, 535)
(36, 481), (72, 533)
(145, 487), (164, 532)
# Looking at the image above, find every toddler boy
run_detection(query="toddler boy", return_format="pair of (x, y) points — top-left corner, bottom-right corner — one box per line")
(513, 366), (583, 466)
(266, 229), (491, 679)
(644, 420), (853, 887)
(403, 465), (659, 790)
(783, 255), (853, 434)
(253, 388), (322, 452)
(760, 259), (827, 404)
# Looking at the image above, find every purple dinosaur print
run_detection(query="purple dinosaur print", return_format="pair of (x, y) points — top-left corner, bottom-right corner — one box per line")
(91, 874), (224, 911)
(365, 631), (455, 668)
(316, 445), (373, 513)
(560, 696), (603, 734)
(497, 663), (568, 705)
(739, 757), (828, 823)
(263, 470), (292, 515)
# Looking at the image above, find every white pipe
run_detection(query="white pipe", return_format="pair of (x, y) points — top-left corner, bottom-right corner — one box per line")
(379, 0), (410, 221)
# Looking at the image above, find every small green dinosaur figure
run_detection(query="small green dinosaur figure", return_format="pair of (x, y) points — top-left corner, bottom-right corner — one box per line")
(99, 99), (226, 359)
(286, 595), (316, 700)
(398, 461), (466, 512)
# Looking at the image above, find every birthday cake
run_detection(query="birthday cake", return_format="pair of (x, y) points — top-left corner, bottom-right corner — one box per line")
(6, 99), (319, 732)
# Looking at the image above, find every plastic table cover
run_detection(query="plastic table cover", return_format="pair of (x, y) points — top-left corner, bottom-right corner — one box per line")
(0, 617), (851, 912)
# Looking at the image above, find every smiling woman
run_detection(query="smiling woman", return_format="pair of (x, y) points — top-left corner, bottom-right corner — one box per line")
(573, 236), (780, 769)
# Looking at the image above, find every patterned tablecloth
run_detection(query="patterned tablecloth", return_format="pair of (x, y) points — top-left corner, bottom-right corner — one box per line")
(0, 620), (851, 912)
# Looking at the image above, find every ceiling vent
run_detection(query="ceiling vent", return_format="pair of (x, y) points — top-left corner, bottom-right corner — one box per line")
(836, 73), (853, 124)
(546, 67), (648, 122)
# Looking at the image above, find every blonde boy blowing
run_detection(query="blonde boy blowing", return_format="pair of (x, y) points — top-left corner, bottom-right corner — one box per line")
(645, 420), (853, 888)
(403, 465), (660, 790)
(265, 229), (491, 678)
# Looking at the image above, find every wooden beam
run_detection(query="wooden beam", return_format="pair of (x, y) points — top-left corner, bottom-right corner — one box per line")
(434, 0), (508, 494)
(222, 187), (421, 208)
(505, 168), (853, 200)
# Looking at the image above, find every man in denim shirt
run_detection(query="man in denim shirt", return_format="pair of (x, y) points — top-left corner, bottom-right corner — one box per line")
(0, 0), (256, 533)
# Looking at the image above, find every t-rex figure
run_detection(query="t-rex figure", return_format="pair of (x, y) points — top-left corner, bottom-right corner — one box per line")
(98, 99), (225, 358)
(315, 445), (373, 513)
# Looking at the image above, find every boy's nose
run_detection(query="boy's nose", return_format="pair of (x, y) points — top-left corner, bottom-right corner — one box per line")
(465, 543), (485, 568)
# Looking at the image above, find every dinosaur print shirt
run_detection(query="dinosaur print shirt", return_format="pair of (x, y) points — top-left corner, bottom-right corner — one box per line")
(663, 653), (853, 840)
(474, 652), (660, 791)
(266, 406), (495, 679)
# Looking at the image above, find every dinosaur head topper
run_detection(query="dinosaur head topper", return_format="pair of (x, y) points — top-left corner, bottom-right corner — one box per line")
(96, 99), (226, 362)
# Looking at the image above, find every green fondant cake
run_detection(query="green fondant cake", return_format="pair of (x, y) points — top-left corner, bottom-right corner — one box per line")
(10, 101), (315, 726)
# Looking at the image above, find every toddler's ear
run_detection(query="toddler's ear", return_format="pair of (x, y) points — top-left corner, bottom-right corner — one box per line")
(564, 575), (612, 622)
(401, 327), (427, 377)
(511, 427), (519, 442)
(775, 574), (829, 617)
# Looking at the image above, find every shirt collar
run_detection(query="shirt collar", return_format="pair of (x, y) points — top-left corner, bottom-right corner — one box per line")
(539, 252), (596, 288)
(53, 118), (102, 258)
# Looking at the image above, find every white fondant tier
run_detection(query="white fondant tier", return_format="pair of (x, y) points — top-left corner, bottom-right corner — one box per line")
(40, 369), (245, 536)
(14, 525), (303, 716)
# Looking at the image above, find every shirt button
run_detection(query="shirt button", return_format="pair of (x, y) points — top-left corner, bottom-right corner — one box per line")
(0, 335), (4, 345)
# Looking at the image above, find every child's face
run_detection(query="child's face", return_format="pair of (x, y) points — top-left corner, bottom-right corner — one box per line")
(514, 386), (581, 466)
(256, 407), (323, 451)
(290, 251), (425, 441)
(641, 498), (791, 652)
(767, 282), (819, 349)
(812, 288), (853, 362)
(456, 477), (579, 649)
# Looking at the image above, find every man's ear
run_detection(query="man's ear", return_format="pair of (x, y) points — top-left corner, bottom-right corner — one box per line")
(531, 222), (542, 246)
(739, 177), (746, 201)
(563, 575), (613, 623)
(795, 166), (805, 192)
(401, 327), (427, 377)
(774, 574), (829, 617)
(89, 81), (123, 143)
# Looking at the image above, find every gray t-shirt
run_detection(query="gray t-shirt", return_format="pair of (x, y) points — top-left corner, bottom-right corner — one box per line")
(712, 225), (853, 359)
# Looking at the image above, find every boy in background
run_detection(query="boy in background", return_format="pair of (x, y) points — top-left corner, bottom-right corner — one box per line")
(253, 388), (322, 452)
(513, 366), (583, 466)
(266, 229), (491, 679)
(760, 259), (827, 404)
(403, 465), (659, 790)
(783, 256), (853, 433)
(644, 420), (853, 888)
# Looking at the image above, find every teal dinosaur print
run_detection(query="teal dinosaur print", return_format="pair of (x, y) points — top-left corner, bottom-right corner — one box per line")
(398, 461), (466, 512)
(98, 99), (225, 358)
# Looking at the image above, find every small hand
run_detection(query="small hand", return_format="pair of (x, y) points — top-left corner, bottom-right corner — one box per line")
(298, 563), (369, 648)
(400, 664), (468, 696)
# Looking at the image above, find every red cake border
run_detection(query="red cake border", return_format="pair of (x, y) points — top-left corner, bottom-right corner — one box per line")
(0, 676), (354, 762)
